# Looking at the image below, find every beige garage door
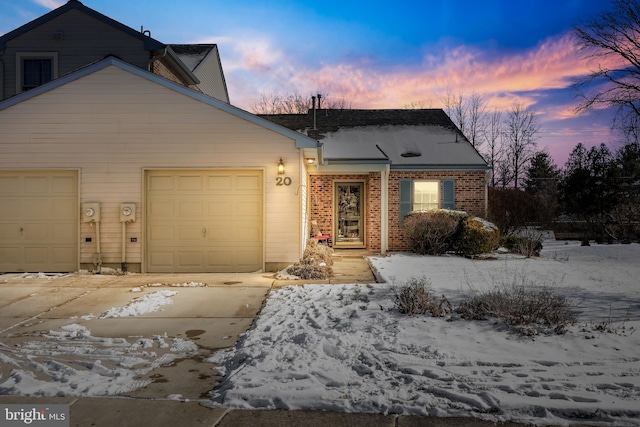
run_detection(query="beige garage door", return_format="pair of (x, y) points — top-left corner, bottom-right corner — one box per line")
(0, 171), (78, 272)
(146, 170), (263, 273)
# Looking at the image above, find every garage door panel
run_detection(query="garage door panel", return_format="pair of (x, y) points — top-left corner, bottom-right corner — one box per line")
(0, 223), (21, 240)
(23, 223), (50, 241)
(146, 170), (263, 273)
(0, 171), (78, 272)
(236, 175), (262, 191)
(53, 198), (77, 218)
(178, 225), (206, 241)
(235, 200), (261, 216)
(52, 176), (77, 194)
(24, 176), (50, 194)
(148, 226), (175, 241)
(53, 223), (77, 242)
(178, 175), (203, 191)
(21, 199), (51, 220)
(0, 177), (20, 193)
(52, 247), (76, 264)
(0, 247), (20, 264)
(148, 201), (175, 217)
(178, 251), (204, 267)
(178, 200), (203, 216)
(207, 226), (233, 242)
(207, 175), (232, 190)
(148, 252), (175, 269)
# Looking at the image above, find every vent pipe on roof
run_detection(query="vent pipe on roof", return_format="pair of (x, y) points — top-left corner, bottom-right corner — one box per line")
(317, 93), (322, 109)
(312, 95), (317, 130)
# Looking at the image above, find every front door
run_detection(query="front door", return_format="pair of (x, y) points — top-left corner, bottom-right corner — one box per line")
(334, 182), (365, 248)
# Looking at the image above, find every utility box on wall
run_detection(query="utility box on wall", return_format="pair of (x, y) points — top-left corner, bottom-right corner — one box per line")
(82, 202), (101, 222)
(120, 203), (136, 222)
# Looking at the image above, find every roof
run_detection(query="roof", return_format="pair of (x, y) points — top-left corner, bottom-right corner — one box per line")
(0, 0), (165, 51)
(170, 44), (216, 71)
(261, 109), (490, 169)
(0, 56), (318, 149)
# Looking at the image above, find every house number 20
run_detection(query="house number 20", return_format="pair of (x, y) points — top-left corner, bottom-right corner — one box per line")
(276, 177), (292, 186)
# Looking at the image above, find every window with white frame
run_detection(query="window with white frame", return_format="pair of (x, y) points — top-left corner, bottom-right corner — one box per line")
(16, 52), (58, 92)
(413, 181), (439, 211)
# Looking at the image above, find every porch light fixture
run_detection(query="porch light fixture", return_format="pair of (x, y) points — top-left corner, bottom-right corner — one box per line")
(277, 158), (285, 174)
(305, 158), (315, 165)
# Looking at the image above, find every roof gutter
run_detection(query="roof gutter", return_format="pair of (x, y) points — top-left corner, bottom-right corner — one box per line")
(148, 45), (200, 86)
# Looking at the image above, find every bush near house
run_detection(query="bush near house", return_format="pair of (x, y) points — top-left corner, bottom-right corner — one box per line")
(286, 239), (333, 279)
(454, 216), (500, 257)
(402, 210), (500, 257)
(402, 211), (459, 255)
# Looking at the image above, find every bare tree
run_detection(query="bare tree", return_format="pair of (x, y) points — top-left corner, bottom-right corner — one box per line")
(503, 103), (539, 189)
(482, 108), (504, 187)
(443, 90), (487, 149)
(250, 91), (351, 114)
(573, 0), (640, 121)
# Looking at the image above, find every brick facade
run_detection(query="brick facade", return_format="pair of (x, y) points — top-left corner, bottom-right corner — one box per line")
(388, 170), (488, 251)
(310, 170), (487, 252)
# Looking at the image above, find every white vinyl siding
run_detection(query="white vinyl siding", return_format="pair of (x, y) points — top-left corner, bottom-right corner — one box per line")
(0, 65), (302, 271)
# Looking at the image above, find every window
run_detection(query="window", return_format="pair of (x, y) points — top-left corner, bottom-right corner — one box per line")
(16, 52), (58, 93)
(22, 59), (52, 90)
(413, 181), (439, 211)
(399, 178), (455, 225)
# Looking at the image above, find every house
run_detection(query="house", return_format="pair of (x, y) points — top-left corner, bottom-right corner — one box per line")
(0, 2), (489, 274)
(0, 0), (228, 102)
(261, 109), (491, 252)
(0, 2), (317, 274)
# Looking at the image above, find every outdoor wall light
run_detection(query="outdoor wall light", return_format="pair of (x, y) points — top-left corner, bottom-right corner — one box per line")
(305, 158), (315, 165)
(277, 158), (285, 174)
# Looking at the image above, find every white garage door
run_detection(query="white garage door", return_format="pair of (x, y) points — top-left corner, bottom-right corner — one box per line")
(146, 170), (263, 273)
(0, 171), (78, 272)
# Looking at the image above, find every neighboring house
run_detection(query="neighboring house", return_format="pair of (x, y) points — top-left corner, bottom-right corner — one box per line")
(0, 56), (318, 273)
(0, 0), (228, 102)
(262, 109), (491, 253)
(171, 44), (230, 103)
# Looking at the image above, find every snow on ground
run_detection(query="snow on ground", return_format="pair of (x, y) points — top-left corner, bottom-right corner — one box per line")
(0, 288), (199, 397)
(1, 242), (639, 425)
(209, 242), (640, 426)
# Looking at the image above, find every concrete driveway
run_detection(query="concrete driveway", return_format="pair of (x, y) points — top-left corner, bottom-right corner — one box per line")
(0, 272), (273, 401)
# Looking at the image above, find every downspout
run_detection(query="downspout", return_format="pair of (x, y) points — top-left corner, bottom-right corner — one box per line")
(95, 222), (102, 272)
(381, 164), (389, 254)
(121, 222), (127, 272)
(147, 47), (168, 72)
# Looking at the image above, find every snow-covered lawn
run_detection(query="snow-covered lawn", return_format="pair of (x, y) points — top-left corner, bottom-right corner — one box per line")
(210, 241), (640, 426)
(1, 241), (638, 425)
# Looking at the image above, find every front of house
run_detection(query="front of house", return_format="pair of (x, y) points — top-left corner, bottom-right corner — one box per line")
(263, 109), (491, 253)
(0, 2), (490, 274)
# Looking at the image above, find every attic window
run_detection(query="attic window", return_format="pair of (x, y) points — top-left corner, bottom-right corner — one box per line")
(400, 151), (421, 158)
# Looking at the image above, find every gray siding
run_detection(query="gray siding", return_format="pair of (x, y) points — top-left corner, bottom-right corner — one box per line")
(1, 9), (151, 99)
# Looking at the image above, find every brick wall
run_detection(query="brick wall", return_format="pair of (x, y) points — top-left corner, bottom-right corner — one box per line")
(309, 173), (381, 250)
(151, 61), (200, 92)
(309, 169), (487, 252)
(388, 170), (488, 251)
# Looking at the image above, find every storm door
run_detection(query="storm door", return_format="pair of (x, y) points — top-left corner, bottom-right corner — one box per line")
(334, 182), (365, 247)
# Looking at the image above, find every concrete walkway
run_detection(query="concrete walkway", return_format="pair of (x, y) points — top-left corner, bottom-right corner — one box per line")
(0, 255), (530, 426)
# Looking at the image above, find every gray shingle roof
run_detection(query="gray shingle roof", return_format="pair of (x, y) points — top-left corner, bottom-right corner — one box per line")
(261, 109), (489, 169)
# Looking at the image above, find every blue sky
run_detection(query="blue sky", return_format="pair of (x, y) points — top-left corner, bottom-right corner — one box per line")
(0, 0), (620, 164)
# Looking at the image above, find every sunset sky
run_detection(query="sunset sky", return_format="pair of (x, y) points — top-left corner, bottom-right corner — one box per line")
(0, 0), (622, 164)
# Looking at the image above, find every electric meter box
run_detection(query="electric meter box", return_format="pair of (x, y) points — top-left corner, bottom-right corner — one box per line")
(120, 203), (136, 222)
(82, 202), (101, 222)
